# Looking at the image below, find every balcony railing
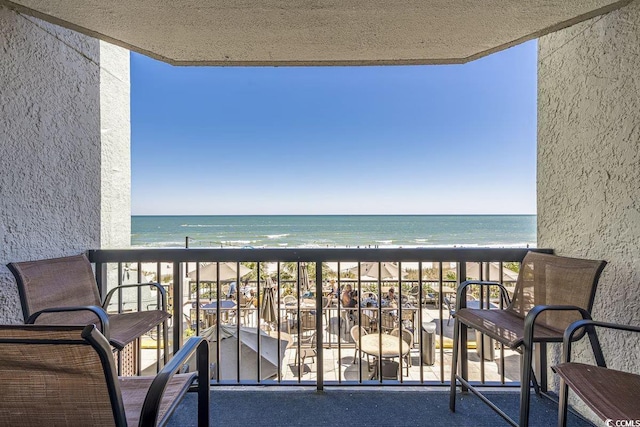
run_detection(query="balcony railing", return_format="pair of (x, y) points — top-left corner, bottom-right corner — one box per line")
(88, 247), (551, 390)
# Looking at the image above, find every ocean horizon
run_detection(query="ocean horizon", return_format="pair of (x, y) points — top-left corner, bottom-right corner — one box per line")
(131, 214), (536, 249)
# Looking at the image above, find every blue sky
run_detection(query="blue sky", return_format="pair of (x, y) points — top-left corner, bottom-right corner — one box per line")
(131, 40), (537, 215)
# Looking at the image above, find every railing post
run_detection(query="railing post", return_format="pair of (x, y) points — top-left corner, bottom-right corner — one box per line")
(173, 262), (184, 355)
(457, 261), (468, 392)
(315, 261), (324, 391)
(95, 261), (108, 299)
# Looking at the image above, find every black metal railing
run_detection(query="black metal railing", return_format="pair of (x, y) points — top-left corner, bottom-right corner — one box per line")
(89, 247), (551, 389)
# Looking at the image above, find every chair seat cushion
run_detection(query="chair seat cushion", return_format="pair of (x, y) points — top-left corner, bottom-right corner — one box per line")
(455, 308), (563, 348)
(109, 310), (171, 350)
(120, 373), (196, 426)
(554, 363), (640, 421)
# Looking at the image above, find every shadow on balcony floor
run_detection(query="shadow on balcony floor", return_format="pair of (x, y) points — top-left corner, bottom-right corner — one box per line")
(167, 388), (593, 426)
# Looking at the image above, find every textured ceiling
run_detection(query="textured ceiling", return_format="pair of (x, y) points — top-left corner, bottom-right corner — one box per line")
(1, 0), (632, 65)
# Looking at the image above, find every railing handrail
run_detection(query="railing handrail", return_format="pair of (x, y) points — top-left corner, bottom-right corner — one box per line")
(89, 247), (551, 264)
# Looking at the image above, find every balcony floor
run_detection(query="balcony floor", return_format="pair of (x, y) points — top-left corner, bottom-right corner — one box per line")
(167, 387), (593, 426)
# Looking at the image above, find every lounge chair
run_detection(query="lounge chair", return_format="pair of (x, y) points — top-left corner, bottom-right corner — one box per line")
(0, 324), (209, 426)
(8, 254), (171, 365)
(449, 251), (606, 427)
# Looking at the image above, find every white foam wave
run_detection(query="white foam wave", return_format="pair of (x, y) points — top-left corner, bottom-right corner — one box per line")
(266, 234), (290, 239)
(220, 240), (253, 245)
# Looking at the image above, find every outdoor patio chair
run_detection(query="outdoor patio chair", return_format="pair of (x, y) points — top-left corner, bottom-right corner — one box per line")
(390, 328), (414, 376)
(553, 319), (640, 427)
(449, 251), (607, 427)
(350, 325), (370, 365)
(443, 297), (455, 326)
(322, 295), (332, 324)
(360, 310), (378, 333)
(8, 254), (171, 364)
(0, 324), (209, 426)
(407, 286), (420, 305)
(380, 311), (396, 332)
(294, 311), (317, 372)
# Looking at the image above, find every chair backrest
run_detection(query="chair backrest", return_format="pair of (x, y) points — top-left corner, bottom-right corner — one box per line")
(506, 252), (607, 333)
(300, 311), (316, 331)
(381, 311), (396, 331)
(390, 328), (414, 347)
(360, 311), (376, 328)
(320, 296), (328, 310)
(0, 324), (124, 426)
(282, 295), (297, 306)
(350, 325), (367, 343)
(444, 297), (454, 312)
(8, 254), (102, 322)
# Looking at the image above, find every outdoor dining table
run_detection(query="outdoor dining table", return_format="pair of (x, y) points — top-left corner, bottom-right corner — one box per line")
(358, 333), (410, 359)
(200, 300), (237, 327)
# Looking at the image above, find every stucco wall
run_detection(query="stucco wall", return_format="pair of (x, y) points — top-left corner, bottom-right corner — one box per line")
(538, 0), (640, 421)
(0, 6), (131, 323)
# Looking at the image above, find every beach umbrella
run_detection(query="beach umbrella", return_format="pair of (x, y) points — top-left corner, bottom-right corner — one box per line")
(199, 324), (289, 381)
(345, 262), (404, 280)
(188, 262), (252, 283)
(261, 279), (278, 328)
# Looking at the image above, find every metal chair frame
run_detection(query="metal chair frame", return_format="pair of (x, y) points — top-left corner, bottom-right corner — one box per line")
(449, 252), (607, 427)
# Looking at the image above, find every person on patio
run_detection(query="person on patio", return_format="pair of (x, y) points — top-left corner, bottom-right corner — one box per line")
(227, 281), (237, 299)
(341, 284), (357, 308)
(384, 288), (398, 306)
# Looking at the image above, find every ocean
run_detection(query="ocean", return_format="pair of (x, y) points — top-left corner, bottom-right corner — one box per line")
(131, 215), (536, 249)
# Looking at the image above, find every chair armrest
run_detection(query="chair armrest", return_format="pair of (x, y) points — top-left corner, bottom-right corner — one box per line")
(27, 305), (110, 339)
(139, 336), (209, 426)
(523, 305), (592, 348)
(102, 282), (167, 312)
(561, 319), (640, 364)
(455, 280), (510, 309)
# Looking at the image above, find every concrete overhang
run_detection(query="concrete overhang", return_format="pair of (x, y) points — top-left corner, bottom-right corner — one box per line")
(0, 0), (633, 66)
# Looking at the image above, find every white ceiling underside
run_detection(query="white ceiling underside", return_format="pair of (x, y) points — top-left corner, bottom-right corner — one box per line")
(0, 0), (632, 65)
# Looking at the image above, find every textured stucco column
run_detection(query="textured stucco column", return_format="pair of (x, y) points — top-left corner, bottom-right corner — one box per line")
(538, 0), (640, 422)
(0, 6), (130, 323)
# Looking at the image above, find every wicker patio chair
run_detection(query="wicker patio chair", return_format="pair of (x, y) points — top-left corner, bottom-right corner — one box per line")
(390, 328), (414, 376)
(8, 254), (171, 363)
(0, 324), (209, 426)
(449, 251), (607, 427)
(380, 310), (396, 332)
(553, 319), (640, 427)
(350, 325), (370, 364)
(294, 310), (317, 373)
(360, 310), (377, 333)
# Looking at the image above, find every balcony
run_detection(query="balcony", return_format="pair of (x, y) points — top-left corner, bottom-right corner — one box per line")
(89, 247), (550, 389)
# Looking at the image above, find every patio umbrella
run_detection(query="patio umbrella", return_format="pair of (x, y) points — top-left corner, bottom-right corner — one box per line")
(199, 324), (289, 381)
(299, 262), (311, 291)
(345, 262), (403, 280)
(261, 279), (278, 328)
(188, 262), (252, 283)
